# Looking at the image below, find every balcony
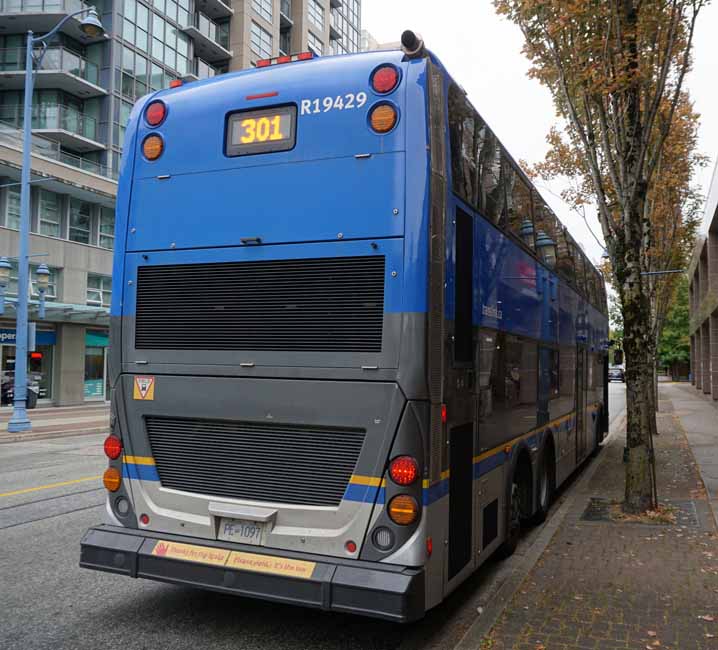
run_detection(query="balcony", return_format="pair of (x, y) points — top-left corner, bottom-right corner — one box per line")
(0, 47), (106, 98)
(0, 0), (107, 43)
(183, 57), (221, 82)
(279, 0), (292, 29)
(279, 31), (290, 57)
(181, 13), (231, 63)
(329, 22), (341, 41)
(194, 0), (232, 21)
(329, 0), (342, 7)
(0, 103), (105, 153)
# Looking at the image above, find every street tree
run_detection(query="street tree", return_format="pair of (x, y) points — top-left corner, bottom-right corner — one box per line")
(495, 0), (708, 512)
(657, 276), (691, 378)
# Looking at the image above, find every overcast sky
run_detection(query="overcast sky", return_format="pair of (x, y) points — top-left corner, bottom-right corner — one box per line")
(361, 1), (718, 265)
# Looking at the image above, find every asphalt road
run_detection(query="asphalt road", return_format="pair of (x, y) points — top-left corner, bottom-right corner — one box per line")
(0, 384), (626, 650)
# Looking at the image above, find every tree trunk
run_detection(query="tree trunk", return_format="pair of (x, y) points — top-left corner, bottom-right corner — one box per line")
(621, 279), (656, 513)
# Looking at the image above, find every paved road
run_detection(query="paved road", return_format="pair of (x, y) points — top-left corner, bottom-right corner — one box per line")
(0, 385), (626, 650)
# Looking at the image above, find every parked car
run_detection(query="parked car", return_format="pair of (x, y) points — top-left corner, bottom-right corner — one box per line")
(0, 371), (39, 408)
(608, 366), (625, 382)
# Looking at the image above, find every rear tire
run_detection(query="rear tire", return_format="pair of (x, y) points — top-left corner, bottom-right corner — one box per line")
(497, 481), (521, 559)
(530, 450), (553, 525)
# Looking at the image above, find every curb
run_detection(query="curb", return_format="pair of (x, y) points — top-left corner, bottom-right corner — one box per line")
(0, 427), (108, 444)
(452, 415), (624, 650)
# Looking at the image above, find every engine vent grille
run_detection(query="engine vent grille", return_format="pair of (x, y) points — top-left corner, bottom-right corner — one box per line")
(145, 416), (366, 507)
(134, 256), (385, 352)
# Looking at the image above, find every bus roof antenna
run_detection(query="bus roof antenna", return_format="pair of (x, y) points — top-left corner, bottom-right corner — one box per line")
(401, 30), (425, 59)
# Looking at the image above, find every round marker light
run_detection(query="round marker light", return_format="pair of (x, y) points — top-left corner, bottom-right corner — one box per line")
(345, 540), (357, 554)
(369, 104), (397, 134)
(103, 435), (122, 460)
(389, 456), (419, 486)
(142, 134), (164, 160)
(372, 526), (395, 551)
(140, 513), (150, 525)
(387, 495), (419, 526)
(103, 467), (121, 492)
(115, 496), (130, 516)
(145, 100), (166, 127)
(371, 65), (399, 94)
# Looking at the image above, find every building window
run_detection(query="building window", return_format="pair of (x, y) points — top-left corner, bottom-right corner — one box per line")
(99, 208), (115, 250)
(87, 274), (112, 307)
(307, 31), (323, 55)
(250, 21), (272, 59)
(38, 190), (61, 238)
(69, 199), (92, 244)
(252, 0), (272, 23)
(6, 262), (59, 301)
(5, 186), (20, 230)
(308, 0), (324, 31)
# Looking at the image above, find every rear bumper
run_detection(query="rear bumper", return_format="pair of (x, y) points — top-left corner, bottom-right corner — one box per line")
(80, 525), (425, 623)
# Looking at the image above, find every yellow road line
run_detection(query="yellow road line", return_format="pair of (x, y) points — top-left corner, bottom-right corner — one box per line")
(0, 475), (101, 498)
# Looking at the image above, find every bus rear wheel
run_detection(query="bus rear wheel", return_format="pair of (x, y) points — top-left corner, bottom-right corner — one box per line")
(530, 450), (554, 525)
(497, 481), (521, 558)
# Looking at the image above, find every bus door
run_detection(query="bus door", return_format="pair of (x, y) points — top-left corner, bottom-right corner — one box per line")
(575, 346), (588, 462)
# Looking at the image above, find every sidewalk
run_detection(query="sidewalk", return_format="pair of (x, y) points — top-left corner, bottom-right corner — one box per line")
(0, 403), (109, 443)
(478, 384), (718, 650)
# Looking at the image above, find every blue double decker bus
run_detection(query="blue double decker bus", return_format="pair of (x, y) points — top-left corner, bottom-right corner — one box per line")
(81, 32), (609, 622)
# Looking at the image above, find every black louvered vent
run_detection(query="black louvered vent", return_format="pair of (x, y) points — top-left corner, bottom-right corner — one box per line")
(135, 256), (385, 352)
(145, 416), (365, 507)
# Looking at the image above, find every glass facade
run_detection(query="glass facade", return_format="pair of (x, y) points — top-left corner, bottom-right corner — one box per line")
(330, 0), (360, 55)
(252, 0), (272, 23)
(250, 21), (273, 59)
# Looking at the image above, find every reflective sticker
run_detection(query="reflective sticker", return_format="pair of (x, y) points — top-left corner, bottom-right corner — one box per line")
(151, 540), (229, 566)
(227, 551), (316, 579)
(133, 376), (155, 400)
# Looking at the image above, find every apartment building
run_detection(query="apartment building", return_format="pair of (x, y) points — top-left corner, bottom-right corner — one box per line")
(689, 161), (718, 399)
(0, 0), (360, 406)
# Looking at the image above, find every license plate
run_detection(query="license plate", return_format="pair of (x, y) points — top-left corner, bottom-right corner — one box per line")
(218, 518), (265, 545)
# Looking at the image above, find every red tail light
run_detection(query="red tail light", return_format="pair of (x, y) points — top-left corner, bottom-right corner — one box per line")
(371, 65), (399, 94)
(103, 435), (122, 460)
(389, 456), (419, 486)
(145, 100), (166, 127)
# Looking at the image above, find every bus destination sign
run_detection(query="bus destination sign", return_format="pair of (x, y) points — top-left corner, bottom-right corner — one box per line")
(226, 105), (297, 157)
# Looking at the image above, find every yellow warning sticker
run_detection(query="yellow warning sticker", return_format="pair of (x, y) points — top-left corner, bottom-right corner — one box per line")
(133, 375), (155, 400)
(227, 551), (316, 579)
(151, 540), (230, 566)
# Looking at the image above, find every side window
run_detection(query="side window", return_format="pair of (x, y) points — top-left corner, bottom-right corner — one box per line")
(570, 238), (587, 297)
(477, 126), (505, 226)
(533, 195), (561, 269)
(503, 159), (533, 250)
(555, 226), (576, 285)
(448, 84), (476, 206)
(454, 207), (474, 364)
(552, 345), (576, 420)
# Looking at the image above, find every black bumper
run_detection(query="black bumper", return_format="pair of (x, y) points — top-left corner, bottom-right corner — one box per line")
(80, 525), (425, 623)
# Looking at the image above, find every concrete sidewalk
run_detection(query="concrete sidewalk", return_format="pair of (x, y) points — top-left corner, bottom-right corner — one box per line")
(0, 403), (109, 443)
(472, 383), (718, 650)
(664, 382), (718, 525)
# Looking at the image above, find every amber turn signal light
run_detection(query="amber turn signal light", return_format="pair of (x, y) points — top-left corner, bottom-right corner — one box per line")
(142, 134), (164, 160)
(370, 104), (397, 133)
(103, 467), (122, 492)
(387, 494), (419, 525)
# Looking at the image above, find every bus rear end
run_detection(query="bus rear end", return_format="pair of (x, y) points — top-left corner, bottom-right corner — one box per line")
(80, 50), (433, 622)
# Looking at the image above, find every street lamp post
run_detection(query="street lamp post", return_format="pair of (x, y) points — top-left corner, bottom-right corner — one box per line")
(7, 7), (104, 433)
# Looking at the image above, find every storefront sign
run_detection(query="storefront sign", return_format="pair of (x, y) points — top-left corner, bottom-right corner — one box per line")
(0, 328), (56, 346)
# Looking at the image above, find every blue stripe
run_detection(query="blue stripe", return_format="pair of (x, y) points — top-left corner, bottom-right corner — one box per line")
(423, 478), (449, 506)
(123, 463), (160, 481)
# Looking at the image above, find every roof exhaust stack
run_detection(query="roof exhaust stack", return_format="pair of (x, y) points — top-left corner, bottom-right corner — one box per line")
(401, 30), (425, 59)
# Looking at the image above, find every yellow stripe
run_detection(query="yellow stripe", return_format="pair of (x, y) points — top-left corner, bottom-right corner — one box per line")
(0, 475), (101, 498)
(350, 475), (383, 487)
(123, 455), (155, 465)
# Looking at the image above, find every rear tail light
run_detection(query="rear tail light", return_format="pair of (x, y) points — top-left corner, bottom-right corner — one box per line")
(103, 435), (122, 460)
(369, 103), (398, 134)
(387, 495), (419, 525)
(371, 65), (399, 94)
(145, 100), (166, 126)
(142, 134), (164, 161)
(103, 467), (121, 492)
(389, 456), (419, 486)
